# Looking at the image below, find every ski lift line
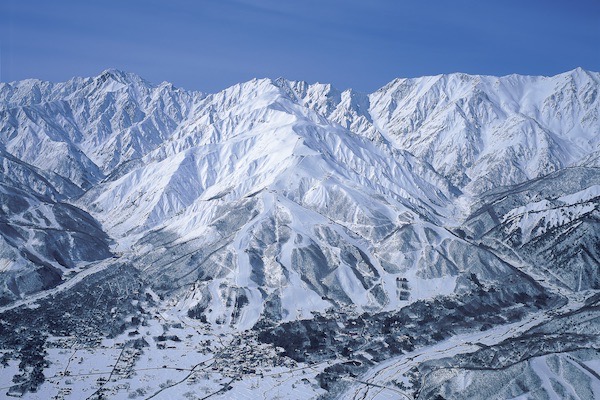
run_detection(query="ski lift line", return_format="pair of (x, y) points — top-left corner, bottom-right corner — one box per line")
(143, 232), (234, 277)
(84, 347), (126, 400)
(343, 376), (412, 400)
(62, 348), (80, 377)
(565, 355), (600, 382)
(143, 359), (217, 400)
(487, 237), (571, 294)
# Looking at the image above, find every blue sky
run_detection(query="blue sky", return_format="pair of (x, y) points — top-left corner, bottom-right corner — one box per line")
(1, 0), (598, 93)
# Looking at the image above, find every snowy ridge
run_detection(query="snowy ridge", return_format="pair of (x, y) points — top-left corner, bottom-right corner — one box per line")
(502, 184), (600, 244)
(366, 69), (599, 193)
(262, 70), (600, 195)
(0, 68), (598, 321)
(0, 152), (112, 305)
(0, 69), (202, 188)
(76, 77), (469, 328)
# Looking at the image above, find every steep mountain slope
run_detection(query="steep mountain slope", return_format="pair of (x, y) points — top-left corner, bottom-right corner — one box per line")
(0, 149), (112, 306)
(0, 69), (202, 188)
(372, 68), (600, 194)
(77, 77), (507, 329)
(464, 167), (600, 292)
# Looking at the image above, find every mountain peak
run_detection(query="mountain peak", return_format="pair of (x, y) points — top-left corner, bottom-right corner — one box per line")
(91, 68), (152, 92)
(98, 68), (127, 80)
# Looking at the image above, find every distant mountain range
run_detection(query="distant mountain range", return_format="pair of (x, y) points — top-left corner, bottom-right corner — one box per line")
(0, 69), (598, 399)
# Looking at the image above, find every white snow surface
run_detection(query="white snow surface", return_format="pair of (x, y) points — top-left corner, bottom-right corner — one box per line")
(1, 68), (599, 326)
(1, 68), (600, 400)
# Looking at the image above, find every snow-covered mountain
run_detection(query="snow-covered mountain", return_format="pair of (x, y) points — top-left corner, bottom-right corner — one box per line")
(0, 69), (598, 399)
(0, 69), (200, 188)
(285, 68), (600, 194)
